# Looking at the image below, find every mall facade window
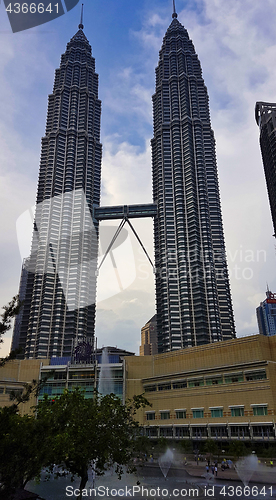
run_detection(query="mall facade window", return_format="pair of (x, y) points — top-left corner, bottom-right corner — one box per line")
(192, 408), (204, 418)
(230, 406), (244, 417)
(160, 410), (170, 420)
(210, 407), (223, 418)
(251, 404), (268, 416)
(175, 409), (186, 419)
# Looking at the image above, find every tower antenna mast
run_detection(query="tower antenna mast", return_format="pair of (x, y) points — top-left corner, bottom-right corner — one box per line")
(79, 3), (84, 29)
(172, 0), (178, 18)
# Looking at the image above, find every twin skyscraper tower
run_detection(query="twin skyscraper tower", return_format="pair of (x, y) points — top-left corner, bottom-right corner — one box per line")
(13, 7), (235, 359)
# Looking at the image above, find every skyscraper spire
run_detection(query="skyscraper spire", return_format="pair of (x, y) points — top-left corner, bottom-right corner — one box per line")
(152, 13), (235, 351)
(172, 0), (178, 18)
(79, 3), (84, 30)
(13, 25), (102, 359)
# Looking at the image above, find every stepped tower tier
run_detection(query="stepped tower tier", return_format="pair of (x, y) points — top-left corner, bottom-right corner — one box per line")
(15, 26), (102, 359)
(152, 14), (235, 351)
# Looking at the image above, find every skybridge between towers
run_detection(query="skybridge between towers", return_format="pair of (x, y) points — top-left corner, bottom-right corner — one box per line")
(94, 203), (157, 221)
(93, 203), (157, 272)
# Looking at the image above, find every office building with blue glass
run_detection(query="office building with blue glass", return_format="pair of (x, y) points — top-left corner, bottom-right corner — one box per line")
(257, 290), (276, 337)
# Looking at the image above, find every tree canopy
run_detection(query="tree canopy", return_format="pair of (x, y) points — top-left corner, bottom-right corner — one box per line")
(0, 404), (47, 499)
(0, 295), (22, 365)
(0, 389), (149, 499)
(0, 296), (21, 341)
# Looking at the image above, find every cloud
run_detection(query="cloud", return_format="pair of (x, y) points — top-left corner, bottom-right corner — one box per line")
(101, 138), (152, 205)
(130, 12), (168, 54)
(2, 0), (276, 356)
(96, 289), (156, 354)
(172, 0), (276, 335)
(0, 337), (12, 358)
(96, 316), (139, 354)
(106, 0), (276, 337)
(0, 25), (59, 325)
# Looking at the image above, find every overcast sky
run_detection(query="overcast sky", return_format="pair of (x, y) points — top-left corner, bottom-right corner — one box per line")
(1, 0), (276, 356)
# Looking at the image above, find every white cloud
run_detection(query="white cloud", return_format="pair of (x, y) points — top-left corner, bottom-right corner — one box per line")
(2, 0), (276, 356)
(101, 138), (152, 205)
(0, 337), (12, 358)
(0, 26), (58, 333)
(96, 289), (156, 354)
(104, 0), (276, 338)
(170, 0), (276, 336)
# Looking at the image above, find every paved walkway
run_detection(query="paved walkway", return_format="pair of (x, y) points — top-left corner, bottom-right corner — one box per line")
(26, 460), (276, 499)
(183, 461), (276, 485)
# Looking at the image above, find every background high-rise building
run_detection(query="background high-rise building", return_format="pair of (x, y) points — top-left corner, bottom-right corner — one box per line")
(140, 315), (158, 356)
(11, 258), (29, 352)
(151, 10), (235, 352)
(13, 8), (236, 359)
(256, 289), (276, 337)
(255, 102), (276, 237)
(15, 25), (102, 358)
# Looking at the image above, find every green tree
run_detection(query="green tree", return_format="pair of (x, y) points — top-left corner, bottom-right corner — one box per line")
(228, 440), (247, 460)
(180, 439), (193, 454)
(0, 390), (149, 499)
(0, 405), (49, 499)
(0, 295), (22, 365)
(204, 439), (219, 462)
(135, 435), (150, 460)
(0, 296), (21, 341)
(36, 390), (149, 499)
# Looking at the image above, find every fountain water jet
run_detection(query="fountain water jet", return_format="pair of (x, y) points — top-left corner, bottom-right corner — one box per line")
(235, 454), (259, 486)
(98, 347), (114, 396)
(158, 449), (174, 479)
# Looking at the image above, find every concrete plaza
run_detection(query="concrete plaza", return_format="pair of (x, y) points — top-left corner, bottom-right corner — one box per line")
(27, 460), (276, 500)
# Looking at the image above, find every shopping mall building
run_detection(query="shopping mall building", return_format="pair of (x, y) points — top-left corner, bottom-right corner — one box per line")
(1, 335), (276, 444)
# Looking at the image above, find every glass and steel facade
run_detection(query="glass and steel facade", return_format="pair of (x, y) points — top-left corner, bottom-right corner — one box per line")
(152, 14), (235, 351)
(256, 289), (276, 336)
(37, 347), (134, 401)
(255, 101), (276, 237)
(16, 27), (102, 358)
